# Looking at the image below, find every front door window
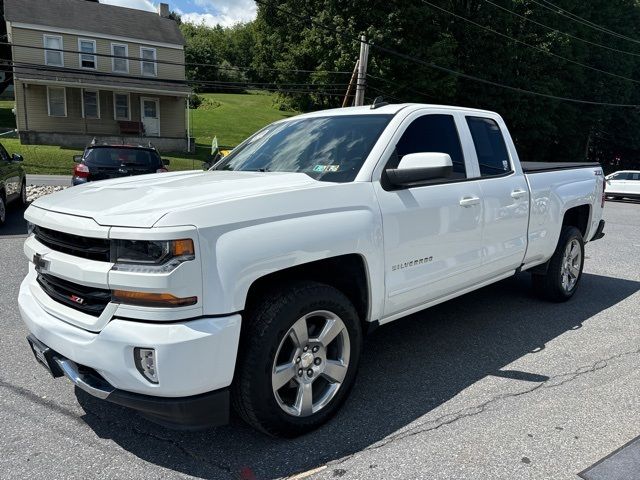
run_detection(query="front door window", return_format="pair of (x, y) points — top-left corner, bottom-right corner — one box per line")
(141, 98), (160, 137)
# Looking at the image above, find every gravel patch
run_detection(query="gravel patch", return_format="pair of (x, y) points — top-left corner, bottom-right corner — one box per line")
(27, 185), (69, 203)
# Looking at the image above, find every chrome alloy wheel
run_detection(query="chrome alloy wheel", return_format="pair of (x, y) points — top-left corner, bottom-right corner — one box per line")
(271, 310), (350, 417)
(561, 238), (581, 292)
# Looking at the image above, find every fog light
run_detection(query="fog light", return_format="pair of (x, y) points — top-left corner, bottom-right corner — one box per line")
(134, 347), (158, 384)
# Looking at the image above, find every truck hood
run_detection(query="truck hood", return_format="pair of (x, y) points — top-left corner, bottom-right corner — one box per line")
(32, 170), (328, 227)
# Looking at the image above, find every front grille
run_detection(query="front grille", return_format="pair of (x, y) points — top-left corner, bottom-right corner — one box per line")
(34, 226), (111, 262)
(37, 273), (111, 317)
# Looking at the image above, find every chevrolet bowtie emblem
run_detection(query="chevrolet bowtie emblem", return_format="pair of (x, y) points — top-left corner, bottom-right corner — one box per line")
(33, 253), (49, 272)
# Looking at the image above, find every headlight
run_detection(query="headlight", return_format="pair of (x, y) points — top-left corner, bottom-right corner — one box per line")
(111, 239), (195, 273)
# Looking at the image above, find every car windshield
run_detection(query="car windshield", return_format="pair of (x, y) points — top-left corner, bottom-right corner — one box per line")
(213, 115), (392, 183)
(84, 148), (161, 168)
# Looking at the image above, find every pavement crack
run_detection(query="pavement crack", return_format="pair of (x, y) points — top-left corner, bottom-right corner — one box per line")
(330, 346), (640, 467)
(81, 406), (234, 477)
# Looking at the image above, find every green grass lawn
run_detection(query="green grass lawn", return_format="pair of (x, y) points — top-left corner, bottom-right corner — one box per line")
(0, 92), (298, 175)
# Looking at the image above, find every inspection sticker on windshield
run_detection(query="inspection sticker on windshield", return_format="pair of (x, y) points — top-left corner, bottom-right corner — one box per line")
(313, 165), (340, 173)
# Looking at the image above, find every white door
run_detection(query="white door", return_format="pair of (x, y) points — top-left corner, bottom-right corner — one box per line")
(375, 113), (484, 318)
(463, 116), (530, 275)
(628, 172), (640, 195)
(141, 97), (160, 137)
(605, 172), (630, 194)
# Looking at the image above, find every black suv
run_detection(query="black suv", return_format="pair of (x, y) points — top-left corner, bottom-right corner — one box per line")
(72, 144), (170, 186)
(0, 142), (26, 225)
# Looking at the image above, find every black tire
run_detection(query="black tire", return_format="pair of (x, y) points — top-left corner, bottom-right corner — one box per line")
(532, 226), (584, 302)
(0, 191), (6, 226)
(232, 281), (362, 437)
(18, 180), (27, 207)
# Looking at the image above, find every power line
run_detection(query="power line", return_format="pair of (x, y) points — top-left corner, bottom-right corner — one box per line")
(421, 0), (640, 86)
(366, 73), (440, 102)
(364, 83), (405, 103)
(6, 59), (349, 89)
(483, 0), (640, 58)
(1, 40), (352, 76)
(254, 0), (640, 107)
(5, 62), (349, 97)
(531, 0), (640, 46)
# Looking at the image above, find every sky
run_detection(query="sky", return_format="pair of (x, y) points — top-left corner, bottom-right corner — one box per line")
(100, 0), (258, 27)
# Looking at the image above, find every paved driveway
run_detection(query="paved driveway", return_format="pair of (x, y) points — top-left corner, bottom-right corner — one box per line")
(1, 201), (639, 479)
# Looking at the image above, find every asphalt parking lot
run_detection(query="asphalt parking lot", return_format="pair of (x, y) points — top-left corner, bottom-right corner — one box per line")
(1, 200), (639, 480)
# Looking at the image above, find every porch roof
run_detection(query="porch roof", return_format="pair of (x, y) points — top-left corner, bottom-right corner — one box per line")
(14, 67), (191, 97)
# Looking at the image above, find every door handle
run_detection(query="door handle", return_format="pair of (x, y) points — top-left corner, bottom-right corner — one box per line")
(510, 189), (527, 199)
(459, 196), (481, 207)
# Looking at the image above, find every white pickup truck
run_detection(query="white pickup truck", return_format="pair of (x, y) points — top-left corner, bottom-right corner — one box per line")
(19, 104), (606, 437)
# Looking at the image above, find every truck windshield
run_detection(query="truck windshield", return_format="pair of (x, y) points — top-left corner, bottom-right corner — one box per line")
(213, 114), (392, 182)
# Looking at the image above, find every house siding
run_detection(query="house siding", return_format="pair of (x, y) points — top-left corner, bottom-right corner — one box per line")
(10, 26), (186, 80)
(16, 83), (186, 139)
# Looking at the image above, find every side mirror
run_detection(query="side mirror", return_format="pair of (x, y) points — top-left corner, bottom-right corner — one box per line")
(12, 153), (23, 162)
(73, 154), (83, 163)
(386, 152), (453, 187)
(162, 158), (170, 166)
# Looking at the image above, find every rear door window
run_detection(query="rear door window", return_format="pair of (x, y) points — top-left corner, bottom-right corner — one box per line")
(466, 117), (512, 177)
(85, 148), (161, 169)
(0, 143), (10, 162)
(612, 172), (629, 180)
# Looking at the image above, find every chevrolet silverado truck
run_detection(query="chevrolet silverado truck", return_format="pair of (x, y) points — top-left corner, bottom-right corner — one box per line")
(19, 104), (606, 437)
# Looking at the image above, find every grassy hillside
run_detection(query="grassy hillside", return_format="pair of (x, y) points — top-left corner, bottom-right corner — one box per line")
(0, 92), (298, 174)
(191, 92), (297, 148)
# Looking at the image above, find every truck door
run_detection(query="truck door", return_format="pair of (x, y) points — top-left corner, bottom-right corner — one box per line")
(463, 116), (529, 275)
(374, 112), (484, 318)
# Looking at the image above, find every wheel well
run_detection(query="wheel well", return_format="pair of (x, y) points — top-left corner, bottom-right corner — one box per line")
(562, 205), (590, 238)
(245, 254), (370, 326)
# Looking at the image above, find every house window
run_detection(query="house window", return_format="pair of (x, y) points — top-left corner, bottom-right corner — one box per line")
(111, 43), (129, 73)
(79, 39), (97, 69)
(44, 35), (64, 67)
(47, 87), (67, 117)
(113, 93), (130, 120)
(140, 47), (157, 76)
(82, 90), (100, 119)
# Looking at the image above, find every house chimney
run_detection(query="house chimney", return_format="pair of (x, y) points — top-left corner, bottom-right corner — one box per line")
(158, 3), (170, 18)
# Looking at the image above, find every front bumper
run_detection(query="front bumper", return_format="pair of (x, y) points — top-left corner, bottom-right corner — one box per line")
(27, 335), (229, 429)
(19, 274), (241, 427)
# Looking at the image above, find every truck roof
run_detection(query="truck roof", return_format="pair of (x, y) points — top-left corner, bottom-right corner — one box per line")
(294, 103), (500, 119)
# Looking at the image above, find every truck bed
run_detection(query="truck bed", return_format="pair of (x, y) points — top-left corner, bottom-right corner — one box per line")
(521, 162), (600, 173)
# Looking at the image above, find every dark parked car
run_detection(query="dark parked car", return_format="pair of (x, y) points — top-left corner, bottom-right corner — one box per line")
(0, 142), (26, 225)
(72, 144), (170, 185)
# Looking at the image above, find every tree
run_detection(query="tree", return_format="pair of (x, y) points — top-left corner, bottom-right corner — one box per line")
(251, 0), (640, 166)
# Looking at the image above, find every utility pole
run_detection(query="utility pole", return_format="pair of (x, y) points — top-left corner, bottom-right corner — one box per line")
(354, 35), (369, 106)
(342, 60), (359, 108)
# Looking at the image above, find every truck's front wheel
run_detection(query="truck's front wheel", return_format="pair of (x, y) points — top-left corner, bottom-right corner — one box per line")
(532, 226), (585, 302)
(233, 281), (362, 437)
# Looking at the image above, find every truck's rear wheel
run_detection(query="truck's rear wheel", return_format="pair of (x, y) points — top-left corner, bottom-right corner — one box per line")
(233, 281), (362, 437)
(532, 226), (584, 302)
